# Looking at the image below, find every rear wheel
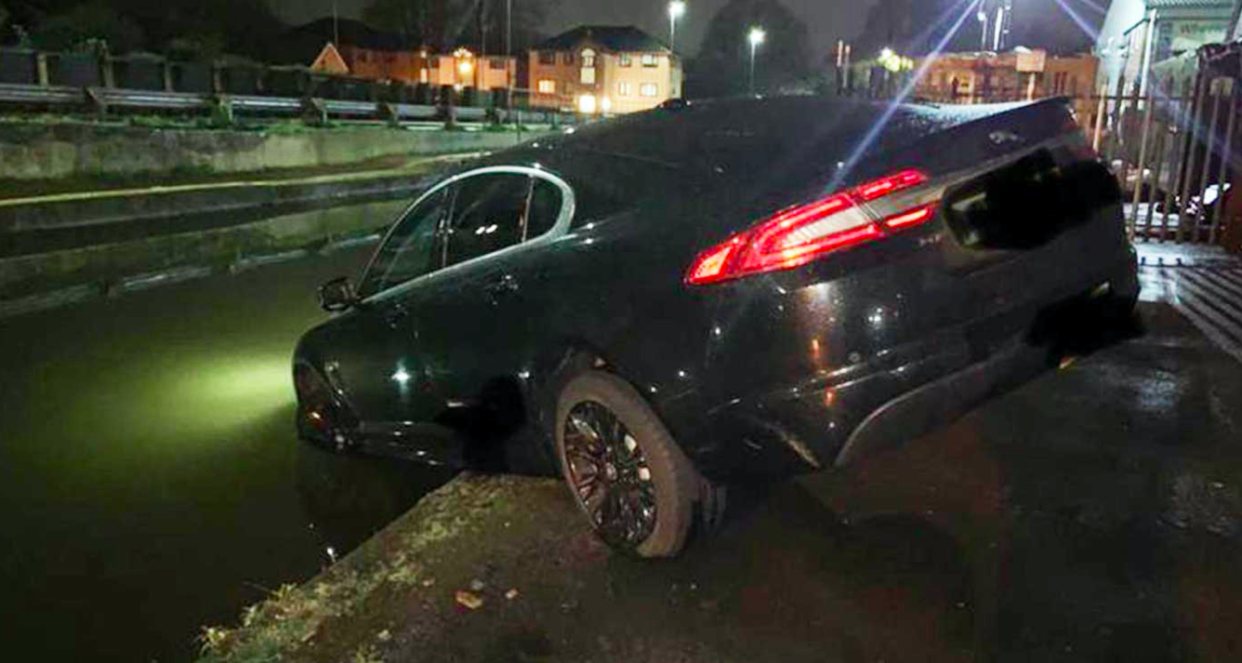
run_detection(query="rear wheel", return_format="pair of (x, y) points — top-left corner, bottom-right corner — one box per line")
(555, 371), (714, 558)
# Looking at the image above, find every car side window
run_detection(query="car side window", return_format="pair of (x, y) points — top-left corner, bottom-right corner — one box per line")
(525, 178), (563, 240)
(443, 174), (532, 268)
(358, 188), (450, 298)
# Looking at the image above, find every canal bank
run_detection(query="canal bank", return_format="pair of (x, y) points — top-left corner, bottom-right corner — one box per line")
(198, 300), (1242, 663)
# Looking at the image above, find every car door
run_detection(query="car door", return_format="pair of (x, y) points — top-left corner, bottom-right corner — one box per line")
(414, 169), (572, 435)
(324, 186), (451, 437)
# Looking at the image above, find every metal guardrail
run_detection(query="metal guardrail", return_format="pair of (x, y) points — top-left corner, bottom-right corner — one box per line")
(0, 83), (571, 126)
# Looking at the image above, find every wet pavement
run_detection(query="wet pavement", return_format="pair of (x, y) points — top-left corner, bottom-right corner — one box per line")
(0, 246), (455, 662)
(205, 299), (1242, 663)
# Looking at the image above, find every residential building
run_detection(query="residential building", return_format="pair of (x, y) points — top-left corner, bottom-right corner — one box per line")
(291, 18), (514, 91)
(915, 49), (1100, 130)
(1096, 0), (1237, 95)
(311, 42), (514, 90)
(529, 26), (683, 114)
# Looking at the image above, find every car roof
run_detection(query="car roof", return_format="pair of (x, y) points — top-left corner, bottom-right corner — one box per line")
(490, 96), (1002, 193)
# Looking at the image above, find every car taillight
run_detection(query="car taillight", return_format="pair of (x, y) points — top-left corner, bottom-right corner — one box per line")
(686, 170), (937, 285)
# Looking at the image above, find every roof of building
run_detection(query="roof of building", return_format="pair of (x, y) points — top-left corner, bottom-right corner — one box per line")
(535, 26), (670, 53)
(278, 18), (409, 66)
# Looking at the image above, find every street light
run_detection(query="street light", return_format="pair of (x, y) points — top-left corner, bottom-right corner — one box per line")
(669, 1), (686, 52)
(748, 26), (766, 95)
(977, 10), (988, 51)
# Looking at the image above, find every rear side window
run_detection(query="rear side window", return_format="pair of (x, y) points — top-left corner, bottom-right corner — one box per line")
(359, 188), (450, 298)
(525, 179), (563, 239)
(444, 174), (531, 268)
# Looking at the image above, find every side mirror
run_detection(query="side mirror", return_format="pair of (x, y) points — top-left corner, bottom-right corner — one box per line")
(318, 277), (357, 313)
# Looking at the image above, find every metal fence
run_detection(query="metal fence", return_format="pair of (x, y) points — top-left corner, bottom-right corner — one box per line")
(0, 48), (575, 126)
(1097, 72), (1239, 248)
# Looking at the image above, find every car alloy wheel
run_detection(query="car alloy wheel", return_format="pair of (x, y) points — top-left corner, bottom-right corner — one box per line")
(562, 401), (658, 549)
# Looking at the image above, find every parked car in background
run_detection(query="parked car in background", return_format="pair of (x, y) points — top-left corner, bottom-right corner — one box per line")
(294, 96), (1139, 557)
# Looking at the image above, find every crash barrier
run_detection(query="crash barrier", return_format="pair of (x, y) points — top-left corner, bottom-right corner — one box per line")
(0, 48), (568, 126)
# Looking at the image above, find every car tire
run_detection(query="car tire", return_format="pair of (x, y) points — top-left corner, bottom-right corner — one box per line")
(555, 371), (706, 558)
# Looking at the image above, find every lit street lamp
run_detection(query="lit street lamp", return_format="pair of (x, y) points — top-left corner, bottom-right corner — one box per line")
(748, 26), (766, 95)
(977, 10), (988, 51)
(669, 1), (686, 52)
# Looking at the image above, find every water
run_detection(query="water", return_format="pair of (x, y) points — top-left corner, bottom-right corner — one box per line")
(0, 245), (454, 662)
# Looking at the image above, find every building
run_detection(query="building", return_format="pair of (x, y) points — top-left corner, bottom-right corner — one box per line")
(529, 26), (683, 114)
(289, 18), (514, 91)
(311, 42), (514, 90)
(1096, 0), (1238, 95)
(915, 49), (1100, 130)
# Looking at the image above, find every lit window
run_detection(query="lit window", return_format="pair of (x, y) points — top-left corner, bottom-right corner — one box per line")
(617, 81), (633, 96)
(538, 79), (556, 94)
(641, 53), (659, 67)
(620, 54), (633, 67)
(581, 68), (596, 85)
(640, 83), (658, 97)
(581, 49), (596, 68)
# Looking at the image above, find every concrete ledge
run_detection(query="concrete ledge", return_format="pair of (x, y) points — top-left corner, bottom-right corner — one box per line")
(0, 122), (542, 181)
(0, 199), (405, 307)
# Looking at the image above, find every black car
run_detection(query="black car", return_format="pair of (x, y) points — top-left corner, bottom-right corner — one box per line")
(293, 96), (1139, 557)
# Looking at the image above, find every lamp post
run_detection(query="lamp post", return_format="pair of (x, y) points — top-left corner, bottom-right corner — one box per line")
(977, 9), (988, 51)
(748, 26), (766, 95)
(669, 1), (686, 52)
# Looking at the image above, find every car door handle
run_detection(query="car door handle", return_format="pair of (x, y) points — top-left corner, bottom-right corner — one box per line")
(483, 274), (520, 304)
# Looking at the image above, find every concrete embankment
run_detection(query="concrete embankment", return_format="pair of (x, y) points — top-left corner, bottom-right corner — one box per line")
(0, 125), (554, 316)
(0, 199), (404, 316)
(0, 121), (540, 181)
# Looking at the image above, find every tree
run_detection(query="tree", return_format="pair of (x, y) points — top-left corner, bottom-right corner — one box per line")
(30, 2), (145, 53)
(689, 0), (811, 98)
(362, 0), (555, 53)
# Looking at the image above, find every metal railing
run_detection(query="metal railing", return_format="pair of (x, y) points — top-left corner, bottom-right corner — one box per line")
(0, 47), (576, 127)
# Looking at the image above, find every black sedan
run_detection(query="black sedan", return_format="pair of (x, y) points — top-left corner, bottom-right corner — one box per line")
(293, 96), (1139, 557)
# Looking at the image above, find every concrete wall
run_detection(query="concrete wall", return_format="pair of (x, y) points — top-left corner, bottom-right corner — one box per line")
(0, 123), (536, 181)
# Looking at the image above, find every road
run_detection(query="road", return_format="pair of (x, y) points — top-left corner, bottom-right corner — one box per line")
(0, 245), (455, 662)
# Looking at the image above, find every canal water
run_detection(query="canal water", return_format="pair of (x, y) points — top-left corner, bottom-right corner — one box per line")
(0, 242), (455, 661)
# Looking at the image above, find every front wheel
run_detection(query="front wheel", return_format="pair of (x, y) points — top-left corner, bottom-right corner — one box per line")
(555, 371), (716, 558)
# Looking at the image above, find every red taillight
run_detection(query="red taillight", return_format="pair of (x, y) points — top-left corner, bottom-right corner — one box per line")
(686, 170), (936, 285)
(882, 203), (937, 229)
(856, 169), (927, 201)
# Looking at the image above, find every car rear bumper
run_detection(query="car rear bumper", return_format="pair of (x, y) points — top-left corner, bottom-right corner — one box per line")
(695, 249), (1138, 481)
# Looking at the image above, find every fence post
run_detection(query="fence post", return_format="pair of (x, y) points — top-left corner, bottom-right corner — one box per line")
(101, 55), (116, 88)
(379, 101), (400, 128)
(35, 52), (49, 87)
(1163, 77), (1195, 241)
(1176, 73), (1209, 243)
(1211, 80), (1237, 246)
(1193, 78), (1225, 242)
(212, 62), (224, 95)
(1106, 72), (1127, 163)
(1093, 84), (1107, 153)
(1129, 84), (1156, 240)
(162, 59), (174, 92)
(1145, 78), (1172, 237)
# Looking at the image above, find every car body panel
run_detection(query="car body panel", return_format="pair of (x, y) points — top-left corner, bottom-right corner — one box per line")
(293, 96), (1139, 482)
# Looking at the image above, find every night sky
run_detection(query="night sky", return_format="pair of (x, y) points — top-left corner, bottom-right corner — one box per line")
(270, 0), (882, 58)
